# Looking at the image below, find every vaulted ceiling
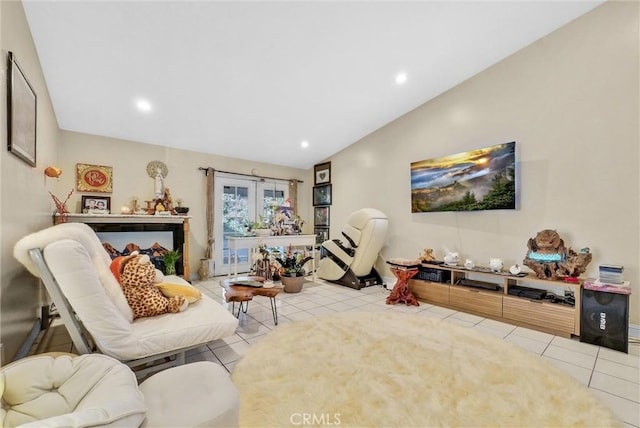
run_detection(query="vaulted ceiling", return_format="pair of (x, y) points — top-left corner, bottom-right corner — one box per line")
(23, 0), (604, 169)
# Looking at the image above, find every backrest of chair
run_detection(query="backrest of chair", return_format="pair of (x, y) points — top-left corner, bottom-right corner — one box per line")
(42, 240), (135, 355)
(14, 223), (133, 321)
(345, 209), (388, 276)
(14, 223), (135, 357)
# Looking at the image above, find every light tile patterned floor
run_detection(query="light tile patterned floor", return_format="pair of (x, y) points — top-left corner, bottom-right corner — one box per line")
(36, 277), (640, 427)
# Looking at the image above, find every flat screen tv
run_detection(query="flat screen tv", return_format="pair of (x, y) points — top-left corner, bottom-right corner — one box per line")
(411, 141), (516, 213)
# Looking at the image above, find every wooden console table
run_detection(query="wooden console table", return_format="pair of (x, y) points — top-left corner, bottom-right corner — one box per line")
(409, 263), (583, 337)
(54, 214), (191, 279)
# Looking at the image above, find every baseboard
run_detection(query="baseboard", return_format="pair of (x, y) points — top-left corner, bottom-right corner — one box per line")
(383, 276), (395, 290)
(629, 324), (640, 340)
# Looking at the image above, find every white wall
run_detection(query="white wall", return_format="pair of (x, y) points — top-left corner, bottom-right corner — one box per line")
(56, 130), (313, 278)
(1, 0), (61, 362)
(326, 1), (640, 323)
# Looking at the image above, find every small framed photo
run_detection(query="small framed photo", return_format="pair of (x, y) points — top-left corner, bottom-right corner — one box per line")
(7, 52), (37, 167)
(81, 195), (111, 213)
(314, 206), (330, 226)
(314, 162), (331, 185)
(313, 184), (332, 206)
(314, 227), (329, 244)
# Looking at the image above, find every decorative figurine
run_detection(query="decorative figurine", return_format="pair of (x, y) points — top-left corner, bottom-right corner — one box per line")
(489, 258), (504, 272)
(418, 248), (436, 263)
(523, 229), (592, 280)
(443, 251), (459, 266)
(464, 259), (475, 270)
(509, 264), (522, 275)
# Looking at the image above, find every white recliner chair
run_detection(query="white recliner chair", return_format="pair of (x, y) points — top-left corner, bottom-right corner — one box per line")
(13, 223), (238, 378)
(317, 208), (388, 289)
(0, 353), (239, 427)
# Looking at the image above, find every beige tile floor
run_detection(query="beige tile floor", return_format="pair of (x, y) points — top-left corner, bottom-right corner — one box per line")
(34, 278), (640, 427)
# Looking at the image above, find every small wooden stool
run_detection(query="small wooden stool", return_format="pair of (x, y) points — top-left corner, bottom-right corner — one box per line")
(220, 276), (283, 325)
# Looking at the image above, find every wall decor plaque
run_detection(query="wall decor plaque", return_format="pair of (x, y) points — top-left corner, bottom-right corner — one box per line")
(76, 163), (113, 193)
(7, 52), (37, 167)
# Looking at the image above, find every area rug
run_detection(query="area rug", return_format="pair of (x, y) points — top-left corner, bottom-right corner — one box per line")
(232, 312), (620, 427)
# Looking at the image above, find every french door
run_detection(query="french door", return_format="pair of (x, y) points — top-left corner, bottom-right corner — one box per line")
(213, 175), (288, 275)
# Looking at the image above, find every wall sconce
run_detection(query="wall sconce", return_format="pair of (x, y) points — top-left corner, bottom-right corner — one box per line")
(44, 166), (62, 178)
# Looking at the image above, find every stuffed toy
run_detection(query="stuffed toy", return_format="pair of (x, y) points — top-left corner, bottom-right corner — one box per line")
(153, 268), (202, 303)
(110, 252), (188, 319)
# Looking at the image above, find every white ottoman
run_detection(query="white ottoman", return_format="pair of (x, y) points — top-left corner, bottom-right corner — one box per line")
(139, 361), (239, 428)
(0, 354), (146, 428)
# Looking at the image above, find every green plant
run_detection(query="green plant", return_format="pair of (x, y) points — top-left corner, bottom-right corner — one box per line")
(247, 215), (271, 231)
(274, 245), (312, 277)
(162, 250), (181, 275)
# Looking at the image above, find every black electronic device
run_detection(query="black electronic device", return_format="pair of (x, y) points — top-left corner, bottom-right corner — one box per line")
(580, 289), (629, 353)
(417, 267), (451, 283)
(455, 278), (501, 291)
(508, 285), (546, 300)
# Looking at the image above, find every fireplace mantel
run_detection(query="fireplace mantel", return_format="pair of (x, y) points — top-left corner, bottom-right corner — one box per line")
(54, 214), (191, 279)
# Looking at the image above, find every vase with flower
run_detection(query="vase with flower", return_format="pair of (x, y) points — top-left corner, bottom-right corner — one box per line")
(274, 245), (313, 293)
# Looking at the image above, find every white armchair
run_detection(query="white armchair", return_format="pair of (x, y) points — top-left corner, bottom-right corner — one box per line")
(317, 208), (388, 289)
(0, 353), (239, 428)
(13, 223), (238, 376)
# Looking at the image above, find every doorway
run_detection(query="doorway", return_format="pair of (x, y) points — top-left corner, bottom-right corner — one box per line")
(213, 174), (288, 275)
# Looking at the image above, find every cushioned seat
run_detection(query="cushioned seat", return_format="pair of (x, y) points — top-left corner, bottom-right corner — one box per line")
(139, 361), (239, 428)
(317, 208), (388, 289)
(1, 354), (146, 427)
(0, 354), (239, 428)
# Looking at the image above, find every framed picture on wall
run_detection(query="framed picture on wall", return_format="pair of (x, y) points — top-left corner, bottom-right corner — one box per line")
(7, 52), (37, 167)
(314, 227), (329, 244)
(76, 163), (113, 193)
(314, 162), (331, 185)
(314, 206), (330, 226)
(81, 195), (111, 213)
(313, 184), (332, 206)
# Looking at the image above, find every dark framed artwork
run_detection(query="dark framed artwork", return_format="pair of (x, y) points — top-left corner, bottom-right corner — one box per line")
(7, 52), (37, 167)
(314, 227), (329, 244)
(313, 184), (332, 206)
(314, 206), (330, 226)
(81, 195), (111, 213)
(314, 162), (331, 185)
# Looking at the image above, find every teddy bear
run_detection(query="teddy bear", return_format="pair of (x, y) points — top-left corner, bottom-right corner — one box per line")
(111, 251), (188, 319)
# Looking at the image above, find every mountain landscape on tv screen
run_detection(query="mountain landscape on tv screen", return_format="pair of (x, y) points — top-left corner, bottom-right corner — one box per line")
(411, 142), (516, 213)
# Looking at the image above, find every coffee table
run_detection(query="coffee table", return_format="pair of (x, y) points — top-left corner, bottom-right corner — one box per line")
(220, 276), (283, 325)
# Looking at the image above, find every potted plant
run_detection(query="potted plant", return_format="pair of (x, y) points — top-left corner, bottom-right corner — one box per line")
(274, 245), (313, 293)
(162, 250), (181, 276)
(249, 215), (272, 237)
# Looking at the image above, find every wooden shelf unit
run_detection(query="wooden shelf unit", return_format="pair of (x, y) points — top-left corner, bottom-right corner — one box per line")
(408, 263), (582, 337)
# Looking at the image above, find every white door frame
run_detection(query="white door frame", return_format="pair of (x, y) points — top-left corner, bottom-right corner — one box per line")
(213, 175), (289, 276)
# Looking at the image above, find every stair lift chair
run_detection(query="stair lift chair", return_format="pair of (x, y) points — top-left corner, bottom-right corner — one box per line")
(13, 223), (239, 378)
(317, 208), (388, 289)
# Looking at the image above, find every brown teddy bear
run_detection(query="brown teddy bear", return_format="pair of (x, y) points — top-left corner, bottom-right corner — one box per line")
(111, 252), (188, 319)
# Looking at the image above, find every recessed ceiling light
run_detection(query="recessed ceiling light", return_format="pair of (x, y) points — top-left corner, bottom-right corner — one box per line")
(301, 140), (309, 148)
(135, 98), (152, 113)
(395, 72), (407, 85)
